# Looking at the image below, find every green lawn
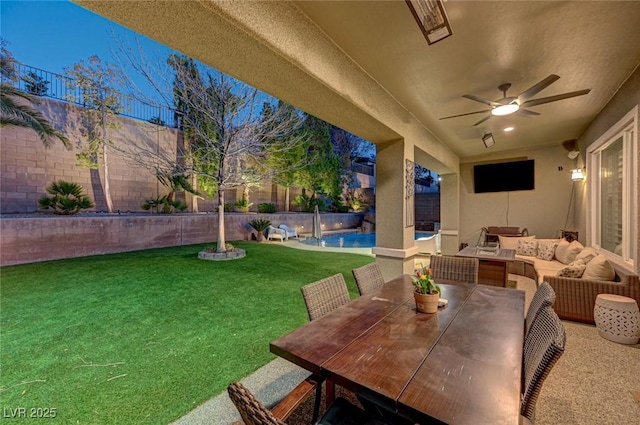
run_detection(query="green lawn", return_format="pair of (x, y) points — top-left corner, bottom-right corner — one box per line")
(0, 242), (373, 424)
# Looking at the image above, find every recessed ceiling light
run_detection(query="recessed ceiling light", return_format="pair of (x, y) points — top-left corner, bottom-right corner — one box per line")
(503, 126), (514, 132)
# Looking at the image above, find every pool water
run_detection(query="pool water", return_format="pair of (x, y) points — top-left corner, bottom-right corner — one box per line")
(300, 232), (434, 248)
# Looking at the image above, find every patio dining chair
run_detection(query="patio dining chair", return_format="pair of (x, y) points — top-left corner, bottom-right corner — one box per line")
(524, 282), (556, 337)
(228, 381), (396, 425)
(352, 262), (386, 296)
(521, 305), (566, 422)
(300, 273), (351, 321)
(429, 255), (479, 284)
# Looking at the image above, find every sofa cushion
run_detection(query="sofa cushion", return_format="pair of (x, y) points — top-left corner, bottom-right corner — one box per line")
(518, 239), (538, 257)
(537, 241), (558, 261)
(582, 254), (615, 281)
(533, 258), (566, 283)
(575, 247), (598, 264)
(556, 259), (587, 278)
(499, 235), (536, 251)
(555, 239), (584, 264)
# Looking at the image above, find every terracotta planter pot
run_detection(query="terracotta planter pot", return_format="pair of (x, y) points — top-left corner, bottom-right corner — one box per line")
(414, 291), (439, 314)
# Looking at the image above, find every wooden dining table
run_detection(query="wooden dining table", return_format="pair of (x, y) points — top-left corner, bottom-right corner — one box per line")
(270, 275), (525, 425)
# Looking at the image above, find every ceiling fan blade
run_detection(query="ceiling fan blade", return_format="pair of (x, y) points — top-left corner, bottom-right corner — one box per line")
(473, 115), (492, 126)
(522, 89), (591, 108)
(514, 109), (540, 117)
(439, 109), (490, 120)
(517, 74), (560, 103)
(463, 94), (502, 107)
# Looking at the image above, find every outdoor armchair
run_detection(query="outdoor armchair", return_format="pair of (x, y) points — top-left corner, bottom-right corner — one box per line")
(266, 225), (287, 242)
(278, 224), (299, 239)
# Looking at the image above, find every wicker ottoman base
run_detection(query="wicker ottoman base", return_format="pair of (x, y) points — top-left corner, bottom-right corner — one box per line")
(594, 294), (640, 345)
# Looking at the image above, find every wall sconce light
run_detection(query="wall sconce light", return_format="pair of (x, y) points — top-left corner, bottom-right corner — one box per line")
(571, 168), (585, 181)
(482, 133), (495, 148)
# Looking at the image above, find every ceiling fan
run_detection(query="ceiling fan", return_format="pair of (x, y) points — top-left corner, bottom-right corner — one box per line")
(439, 75), (591, 126)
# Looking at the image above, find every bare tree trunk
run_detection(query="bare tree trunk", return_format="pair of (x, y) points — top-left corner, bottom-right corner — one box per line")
(217, 190), (226, 252)
(285, 186), (290, 212)
(190, 174), (199, 212)
(101, 106), (114, 213)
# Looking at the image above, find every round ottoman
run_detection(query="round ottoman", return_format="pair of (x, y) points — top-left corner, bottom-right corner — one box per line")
(594, 294), (640, 345)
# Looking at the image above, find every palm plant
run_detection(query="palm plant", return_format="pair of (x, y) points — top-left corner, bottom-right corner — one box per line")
(1, 42), (70, 148)
(38, 181), (94, 215)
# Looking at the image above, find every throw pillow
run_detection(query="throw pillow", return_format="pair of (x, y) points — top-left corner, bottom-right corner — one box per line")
(498, 235), (535, 251)
(517, 239), (538, 256)
(554, 239), (570, 263)
(556, 259), (587, 278)
(537, 241), (559, 261)
(576, 247), (598, 264)
(555, 239), (584, 264)
(582, 254), (615, 281)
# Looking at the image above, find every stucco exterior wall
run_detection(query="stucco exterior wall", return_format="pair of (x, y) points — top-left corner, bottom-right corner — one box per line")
(458, 144), (578, 248)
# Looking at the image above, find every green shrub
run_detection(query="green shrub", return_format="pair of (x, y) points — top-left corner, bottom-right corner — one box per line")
(38, 180), (94, 215)
(142, 196), (187, 214)
(249, 219), (271, 231)
(234, 198), (253, 213)
(293, 194), (326, 212)
(258, 203), (276, 213)
(224, 203), (234, 212)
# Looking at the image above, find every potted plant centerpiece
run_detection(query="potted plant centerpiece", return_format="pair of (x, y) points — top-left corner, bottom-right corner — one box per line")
(412, 264), (441, 314)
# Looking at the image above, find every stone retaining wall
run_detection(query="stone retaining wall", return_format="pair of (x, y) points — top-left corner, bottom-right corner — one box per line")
(0, 212), (364, 266)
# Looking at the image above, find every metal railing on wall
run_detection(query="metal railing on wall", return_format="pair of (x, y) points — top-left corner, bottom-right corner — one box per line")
(9, 62), (178, 128)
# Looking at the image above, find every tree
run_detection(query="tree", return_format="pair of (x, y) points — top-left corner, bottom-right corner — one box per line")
(0, 40), (70, 148)
(64, 55), (125, 213)
(113, 53), (308, 252)
(290, 114), (345, 210)
(21, 71), (49, 96)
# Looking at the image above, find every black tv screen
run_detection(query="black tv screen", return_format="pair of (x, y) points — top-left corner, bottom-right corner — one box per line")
(473, 159), (535, 193)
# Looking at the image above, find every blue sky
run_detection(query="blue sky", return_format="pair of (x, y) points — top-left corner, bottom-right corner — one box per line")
(1, 0), (171, 76)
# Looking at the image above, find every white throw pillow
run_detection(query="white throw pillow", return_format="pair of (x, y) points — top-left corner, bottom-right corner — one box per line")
(555, 239), (584, 264)
(517, 239), (538, 256)
(556, 259), (586, 278)
(576, 247), (598, 264)
(498, 235), (535, 251)
(537, 241), (559, 261)
(582, 254), (615, 281)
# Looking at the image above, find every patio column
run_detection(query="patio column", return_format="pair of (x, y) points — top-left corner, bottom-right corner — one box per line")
(439, 173), (460, 254)
(372, 139), (419, 281)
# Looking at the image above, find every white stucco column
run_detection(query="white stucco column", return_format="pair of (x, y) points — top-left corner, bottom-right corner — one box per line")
(372, 139), (419, 280)
(439, 173), (460, 254)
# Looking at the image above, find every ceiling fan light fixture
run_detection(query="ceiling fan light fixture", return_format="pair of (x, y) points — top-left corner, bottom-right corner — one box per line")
(491, 103), (519, 116)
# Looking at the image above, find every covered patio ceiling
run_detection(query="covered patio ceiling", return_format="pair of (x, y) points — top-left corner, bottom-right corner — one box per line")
(76, 1), (640, 163)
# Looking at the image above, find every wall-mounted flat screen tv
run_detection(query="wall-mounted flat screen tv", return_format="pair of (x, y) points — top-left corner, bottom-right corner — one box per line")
(473, 159), (535, 193)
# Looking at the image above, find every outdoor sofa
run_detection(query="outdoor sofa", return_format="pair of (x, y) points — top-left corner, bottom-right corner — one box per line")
(499, 235), (640, 325)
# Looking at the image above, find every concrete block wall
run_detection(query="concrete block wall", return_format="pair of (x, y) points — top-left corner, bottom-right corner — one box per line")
(0, 98), (175, 213)
(0, 212), (365, 266)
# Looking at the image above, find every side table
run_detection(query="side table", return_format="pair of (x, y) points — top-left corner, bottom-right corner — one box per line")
(594, 294), (640, 345)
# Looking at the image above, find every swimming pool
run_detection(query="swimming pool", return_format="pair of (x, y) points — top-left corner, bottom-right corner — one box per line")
(300, 232), (434, 248)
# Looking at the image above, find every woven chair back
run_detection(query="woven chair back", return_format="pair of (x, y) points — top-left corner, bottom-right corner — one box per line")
(521, 305), (566, 421)
(430, 255), (479, 284)
(301, 273), (350, 321)
(525, 282), (556, 336)
(227, 382), (287, 425)
(352, 263), (385, 295)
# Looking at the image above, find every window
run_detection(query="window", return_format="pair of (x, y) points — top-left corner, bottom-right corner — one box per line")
(587, 105), (638, 268)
